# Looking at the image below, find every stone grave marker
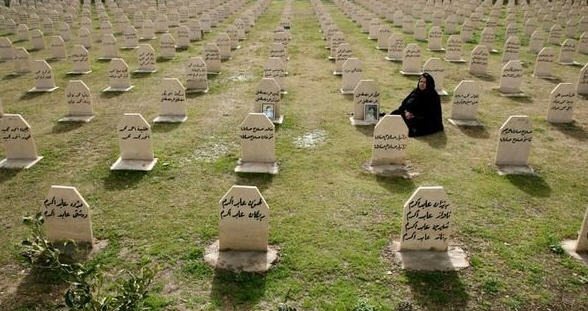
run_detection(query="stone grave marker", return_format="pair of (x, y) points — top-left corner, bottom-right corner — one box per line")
(203, 43), (221, 74)
(341, 58), (362, 94)
(263, 57), (287, 94)
(49, 36), (66, 60)
(505, 23), (519, 40)
(42, 17), (54, 35)
(529, 30), (545, 54)
(428, 26), (444, 51)
(402, 15), (414, 34)
(400, 43), (423, 75)
(189, 20), (203, 41)
(351, 79), (380, 126)
(461, 19), (474, 43)
(548, 24), (563, 45)
(502, 36), (520, 63)
(17, 24), (29, 42)
(561, 208), (588, 264)
(28, 60), (58, 92)
(103, 58), (133, 92)
(110, 113), (157, 171)
(235, 113), (278, 174)
(524, 18), (538, 36)
(255, 78), (283, 124)
(100, 20), (113, 37)
(154, 78), (187, 123)
(185, 57), (208, 93)
(414, 19), (426, 41)
(226, 25), (240, 50)
(269, 42), (288, 63)
(385, 34), (404, 62)
(200, 13), (212, 33)
(273, 30), (289, 48)
(78, 27), (92, 49)
(363, 115), (410, 176)
(121, 25), (139, 49)
(12, 47), (31, 74)
(376, 26), (391, 50)
(80, 17), (92, 32)
(68, 45), (91, 75)
(547, 83), (576, 123)
(578, 32), (588, 55)
(469, 45), (489, 76)
(176, 25), (190, 49)
(328, 31), (345, 60)
(368, 18), (380, 40)
(30, 29), (45, 50)
(480, 27), (498, 53)
(140, 19), (156, 40)
(0, 114), (43, 169)
(5, 18), (16, 35)
(448, 80), (482, 127)
(59, 80), (94, 123)
(497, 60), (525, 96)
(533, 47), (556, 80)
(495, 115), (533, 175)
(159, 33), (176, 59)
(134, 44), (157, 73)
(155, 14), (169, 33)
(99, 34), (119, 60)
(445, 35), (466, 63)
(559, 39), (580, 65)
(578, 64), (588, 95)
(423, 58), (448, 96)
(42, 185), (93, 244)
(334, 43), (352, 75)
(445, 14), (458, 34)
(216, 33), (232, 61)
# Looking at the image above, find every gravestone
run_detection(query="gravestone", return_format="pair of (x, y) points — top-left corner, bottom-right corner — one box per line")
(561, 208), (588, 264)
(578, 32), (588, 55)
(363, 115), (410, 177)
(376, 26), (391, 50)
(110, 113), (157, 171)
(42, 18), (54, 36)
(445, 14), (458, 34)
(100, 20), (113, 37)
(154, 78), (187, 123)
(80, 17), (92, 32)
(30, 29), (45, 50)
(17, 24), (29, 41)
(497, 60), (525, 96)
(134, 44), (157, 73)
(400, 43), (423, 75)
(263, 57), (287, 94)
(547, 83), (575, 123)
(176, 25), (190, 49)
(414, 20), (426, 41)
(444, 35), (466, 63)
(402, 15), (414, 34)
(368, 18), (380, 40)
(577, 64), (588, 95)
(548, 24), (563, 45)
(215, 33), (232, 61)
(529, 30), (545, 54)
(255, 78), (283, 124)
(140, 19), (156, 40)
(13, 47), (31, 74)
(99, 34), (119, 60)
(78, 27), (92, 49)
(533, 47), (556, 79)
(185, 57), (208, 93)
(385, 34), (403, 62)
(448, 80), (482, 127)
(49, 36), (66, 60)
(42, 186), (93, 244)
(351, 80), (380, 126)
(203, 43), (221, 74)
(121, 25), (139, 49)
(159, 33), (176, 59)
(480, 27), (498, 53)
(235, 113), (278, 174)
(460, 19), (474, 42)
(502, 36), (520, 63)
(68, 45), (91, 75)
(524, 18), (538, 36)
(200, 13), (212, 33)
(334, 43), (352, 75)
(0, 114), (43, 169)
(155, 14), (169, 33)
(59, 80), (94, 122)
(189, 20), (203, 41)
(423, 58), (448, 96)
(103, 58), (133, 92)
(226, 25), (240, 50)
(341, 58), (362, 94)
(505, 23), (519, 40)
(28, 60), (58, 92)
(274, 30), (289, 48)
(328, 31), (345, 59)
(559, 39), (580, 65)
(269, 42), (288, 63)
(495, 115), (534, 175)
(427, 26), (444, 51)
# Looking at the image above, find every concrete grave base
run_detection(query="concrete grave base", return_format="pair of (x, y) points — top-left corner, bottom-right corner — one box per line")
(448, 118), (483, 127)
(97, 57), (116, 61)
(208, 71), (221, 75)
(67, 70), (92, 75)
(400, 70), (423, 76)
(496, 165), (534, 176)
(376, 45), (387, 50)
(58, 115), (95, 123)
(559, 61), (583, 66)
(533, 74), (558, 80)
(280, 90), (288, 95)
(561, 240), (588, 266)
(153, 115), (187, 123)
(327, 56), (335, 61)
(490, 49), (499, 54)
(350, 116), (378, 126)
(110, 157), (158, 171)
(340, 88), (354, 95)
(235, 160), (279, 175)
(384, 57), (402, 62)
(362, 162), (417, 179)
(102, 85), (134, 92)
(493, 87), (527, 97)
(27, 86), (58, 93)
(437, 89), (449, 96)
(204, 240), (279, 272)
(133, 69), (157, 74)
(444, 58), (467, 63)
(271, 115), (284, 125)
(389, 241), (470, 271)
(0, 156), (43, 169)
(139, 37), (157, 41)
(120, 46), (138, 50)
(186, 88), (209, 94)
(333, 70), (342, 76)
(428, 48), (446, 52)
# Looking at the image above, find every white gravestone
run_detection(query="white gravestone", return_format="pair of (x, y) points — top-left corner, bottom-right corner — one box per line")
(561, 208), (588, 263)
(578, 32), (588, 55)
(110, 113), (157, 171)
(28, 60), (58, 92)
(17, 24), (29, 41)
(502, 36), (520, 63)
(103, 58), (133, 92)
(448, 80), (482, 127)
(154, 78), (187, 123)
(263, 57), (287, 94)
(428, 26), (444, 51)
(497, 60), (525, 96)
(159, 33), (176, 59)
(351, 79), (380, 126)
(363, 115), (410, 177)
(134, 44), (157, 73)
(255, 78), (283, 124)
(0, 114), (43, 169)
(0, 38), (14, 62)
(400, 43), (423, 75)
(203, 43), (221, 74)
(140, 19), (156, 40)
(49, 36), (66, 60)
(68, 45), (91, 75)
(12, 47), (31, 74)
(176, 25), (190, 49)
(185, 57), (208, 93)
(533, 47), (556, 80)
(480, 27), (498, 53)
(341, 58), (362, 94)
(495, 115), (534, 175)
(334, 43), (352, 75)
(548, 24), (563, 45)
(59, 80), (94, 123)
(385, 34), (404, 62)
(414, 20), (427, 41)
(30, 29), (45, 50)
(559, 39), (581, 66)
(121, 25), (139, 49)
(42, 186), (93, 244)
(423, 58), (448, 96)
(444, 35), (466, 63)
(529, 30), (545, 54)
(98, 34), (119, 60)
(78, 27), (92, 50)
(577, 64), (588, 96)
(235, 113), (278, 174)
(216, 33), (232, 61)
(547, 83), (575, 124)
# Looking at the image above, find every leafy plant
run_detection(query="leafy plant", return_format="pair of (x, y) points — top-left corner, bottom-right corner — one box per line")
(353, 298), (376, 311)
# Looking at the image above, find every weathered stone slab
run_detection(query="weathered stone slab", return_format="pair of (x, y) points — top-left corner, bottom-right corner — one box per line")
(495, 115), (534, 175)
(103, 58), (133, 92)
(363, 115), (411, 177)
(28, 60), (58, 92)
(400, 43), (422, 75)
(235, 113), (278, 174)
(110, 113), (157, 171)
(547, 83), (575, 124)
(42, 186), (93, 244)
(185, 57), (208, 93)
(254, 78), (283, 124)
(0, 114), (43, 169)
(153, 78), (187, 123)
(448, 80), (482, 127)
(59, 80), (94, 123)
(351, 80), (379, 126)
(341, 58), (362, 94)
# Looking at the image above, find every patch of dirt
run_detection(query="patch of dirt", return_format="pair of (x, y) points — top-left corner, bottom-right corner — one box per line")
(293, 129), (327, 148)
(188, 141), (237, 163)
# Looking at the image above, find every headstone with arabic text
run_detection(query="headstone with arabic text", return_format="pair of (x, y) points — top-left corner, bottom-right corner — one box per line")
(59, 80), (94, 123)
(495, 115), (533, 174)
(110, 113), (157, 171)
(42, 186), (93, 244)
(547, 83), (576, 123)
(103, 58), (133, 92)
(235, 113), (278, 174)
(0, 114), (43, 169)
(153, 78), (187, 123)
(448, 80), (482, 127)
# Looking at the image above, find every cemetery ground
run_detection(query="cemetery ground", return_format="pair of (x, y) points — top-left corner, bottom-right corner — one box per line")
(1, 0), (588, 310)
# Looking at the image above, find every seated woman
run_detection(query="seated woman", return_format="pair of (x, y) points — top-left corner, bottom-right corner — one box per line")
(390, 73), (444, 137)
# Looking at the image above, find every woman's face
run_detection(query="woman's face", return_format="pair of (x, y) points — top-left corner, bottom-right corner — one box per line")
(418, 77), (427, 91)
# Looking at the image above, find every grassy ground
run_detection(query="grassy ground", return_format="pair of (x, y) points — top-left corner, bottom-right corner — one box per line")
(0, 0), (587, 310)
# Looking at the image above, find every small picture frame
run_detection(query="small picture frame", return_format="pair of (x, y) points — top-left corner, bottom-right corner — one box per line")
(364, 103), (378, 122)
(261, 103), (275, 120)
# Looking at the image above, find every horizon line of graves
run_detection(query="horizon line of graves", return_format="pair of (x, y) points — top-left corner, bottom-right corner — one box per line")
(1, 0), (588, 272)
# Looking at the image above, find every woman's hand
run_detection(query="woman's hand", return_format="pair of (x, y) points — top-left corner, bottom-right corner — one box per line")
(405, 111), (414, 120)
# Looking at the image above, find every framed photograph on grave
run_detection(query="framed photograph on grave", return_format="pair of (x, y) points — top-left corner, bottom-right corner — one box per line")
(364, 103), (378, 122)
(261, 103), (275, 120)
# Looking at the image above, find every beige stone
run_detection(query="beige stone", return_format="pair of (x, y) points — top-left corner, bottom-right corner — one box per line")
(480, 27), (497, 53)
(185, 57), (208, 93)
(140, 19), (156, 40)
(400, 186), (452, 251)
(200, 13), (212, 33)
(28, 60), (58, 92)
(30, 29), (45, 50)
(189, 20), (203, 41)
(154, 78), (187, 123)
(99, 34), (119, 60)
(0, 114), (43, 169)
(368, 18), (380, 40)
(495, 115), (533, 172)
(155, 14), (169, 33)
(255, 78), (282, 124)
(176, 26), (190, 49)
(427, 26), (444, 51)
(203, 43), (221, 74)
(385, 34), (403, 62)
(402, 15), (414, 34)
(269, 42), (288, 63)
(134, 44), (157, 73)
(576, 208), (588, 252)
(110, 113), (157, 171)
(341, 58), (362, 94)
(369, 115), (409, 167)
(578, 32), (588, 55)
(328, 31), (345, 59)
(502, 36), (520, 63)
(159, 33), (176, 59)
(498, 60), (524, 95)
(100, 20), (113, 37)
(444, 35), (465, 63)
(263, 57), (287, 93)
(351, 80), (379, 125)
(103, 58), (133, 92)
(548, 24), (563, 45)
(274, 30), (289, 48)
(460, 19), (474, 43)
(547, 83), (575, 123)
(334, 43), (352, 75)
(236, 113), (278, 174)
(414, 19), (426, 41)
(42, 186), (93, 244)
(121, 25), (139, 49)
(78, 27), (92, 50)
(577, 63), (588, 95)
(524, 18), (538, 36)
(423, 58), (447, 96)
(218, 185), (269, 251)
(17, 24), (29, 41)
(13, 47), (31, 74)
(59, 80), (94, 123)
(49, 35), (66, 60)
(376, 26), (391, 50)
(400, 43), (422, 75)
(529, 30), (545, 54)
(448, 80), (482, 127)
(68, 45), (91, 75)
(559, 39), (579, 65)
(533, 47), (556, 79)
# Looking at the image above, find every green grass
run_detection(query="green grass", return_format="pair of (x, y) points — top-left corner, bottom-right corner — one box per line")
(1, 0), (588, 310)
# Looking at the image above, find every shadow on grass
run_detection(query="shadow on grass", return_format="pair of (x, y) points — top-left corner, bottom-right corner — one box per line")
(152, 122), (182, 133)
(375, 175), (416, 193)
(51, 122), (84, 134)
(100, 91), (127, 99)
(20, 91), (49, 100)
(506, 174), (552, 197)
(415, 131), (447, 149)
(537, 76), (562, 84)
(471, 73), (496, 82)
(186, 91), (208, 98)
(102, 170), (148, 191)
(354, 124), (374, 136)
(156, 57), (174, 63)
(405, 270), (469, 309)
(210, 269), (266, 310)
(508, 96), (534, 104)
(235, 173), (274, 192)
(551, 122), (588, 141)
(0, 169), (21, 183)
(3, 72), (26, 80)
(457, 125), (490, 139)
(6, 268), (70, 311)
(131, 71), (156, 79)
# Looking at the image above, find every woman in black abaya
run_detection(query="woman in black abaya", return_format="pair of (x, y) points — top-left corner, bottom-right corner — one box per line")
(390, 73), (444, 137)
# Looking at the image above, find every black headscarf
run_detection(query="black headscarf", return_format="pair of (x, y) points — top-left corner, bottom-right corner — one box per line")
(394, 73), (444, 136)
